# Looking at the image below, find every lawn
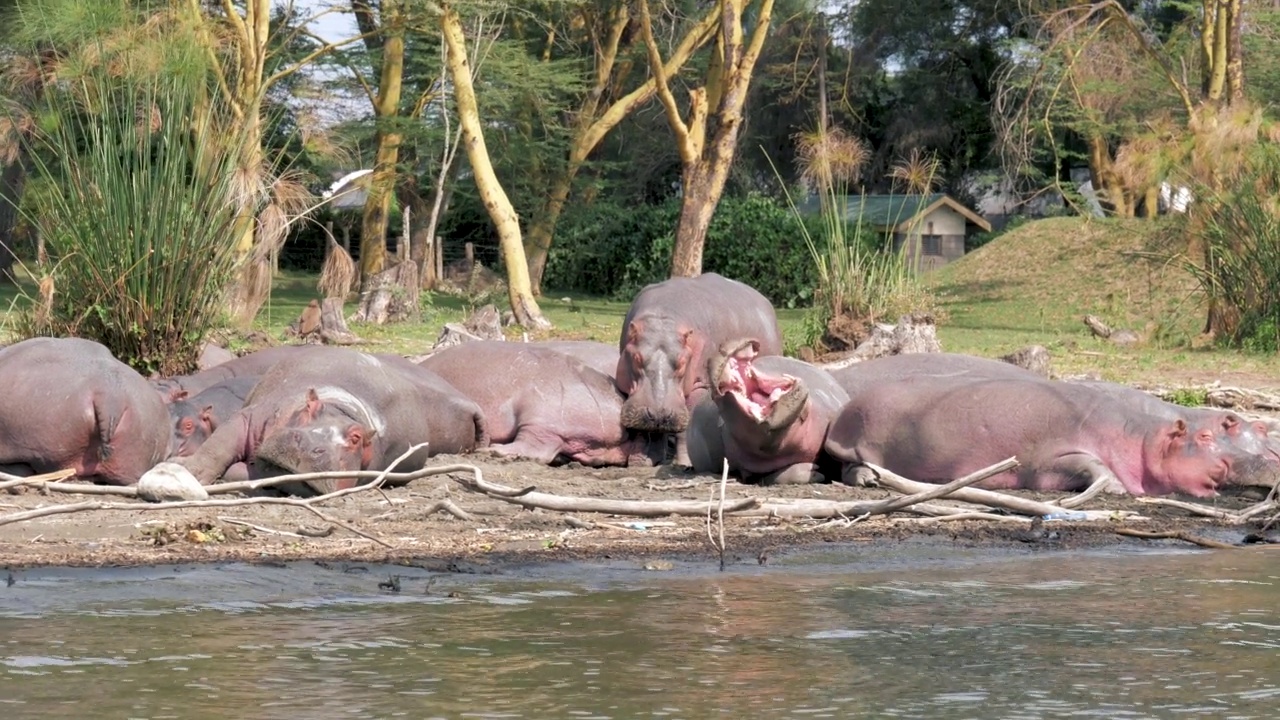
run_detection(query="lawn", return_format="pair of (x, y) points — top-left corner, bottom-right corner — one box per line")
(3, 214), (1279, 387)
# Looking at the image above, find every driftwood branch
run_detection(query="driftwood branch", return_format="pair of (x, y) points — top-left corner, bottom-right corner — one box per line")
(0, 444), (439, 546)
(853, 457), (1019, 518)
(865, 463), (1136, 520)
(1114, 527), (1239, 550)
(0, 469), (77, 491)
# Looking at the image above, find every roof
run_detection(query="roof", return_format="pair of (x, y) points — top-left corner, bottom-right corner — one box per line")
(806, 193), (992, 233)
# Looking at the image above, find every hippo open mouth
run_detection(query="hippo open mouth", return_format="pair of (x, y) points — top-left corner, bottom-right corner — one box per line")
(717, 354), (799, 423)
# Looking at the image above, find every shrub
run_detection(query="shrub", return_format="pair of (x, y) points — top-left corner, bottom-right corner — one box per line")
(1183, 144), (1280, 352)
(4, 1), (251, 374)
(544, 194), (819, 307)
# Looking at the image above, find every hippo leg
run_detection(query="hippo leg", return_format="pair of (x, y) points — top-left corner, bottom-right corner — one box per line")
(746, 462), (827, 486)
(838, 464), (881, 487)
(1032, 453), (1129, 495)
(488, 439), (561, 465)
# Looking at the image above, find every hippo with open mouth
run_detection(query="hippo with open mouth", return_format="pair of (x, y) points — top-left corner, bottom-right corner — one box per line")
(688, 339), (849, 484)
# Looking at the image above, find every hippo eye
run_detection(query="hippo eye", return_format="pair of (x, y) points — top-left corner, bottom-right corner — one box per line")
(312, 447), (325, 456)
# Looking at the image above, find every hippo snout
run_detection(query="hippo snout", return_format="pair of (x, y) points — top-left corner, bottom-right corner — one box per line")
(619, 396), (690, 433)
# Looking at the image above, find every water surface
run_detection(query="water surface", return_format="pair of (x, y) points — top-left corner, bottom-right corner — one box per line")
(1, 544), (1276, 718)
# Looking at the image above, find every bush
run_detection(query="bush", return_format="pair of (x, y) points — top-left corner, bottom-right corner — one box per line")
(1184, 144), (1280, 352)
(5, 2), (250, 374)
(544, 194), (820, 308)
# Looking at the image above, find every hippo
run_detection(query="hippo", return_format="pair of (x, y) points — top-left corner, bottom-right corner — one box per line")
(616, 273), (783, 465)
(825, 351), (1040, 395)
(0, 337), (170, 485)
(688, 339), (849, 484)
(167, 376), (259, 458)
(1074, 380), (1280, 489)
(140, 347), (488, 495)
(824, 375), (1260, 497)
(419, 341), (663, 467)
(151, 345), (313, 403)
(535, 340), (620, 377)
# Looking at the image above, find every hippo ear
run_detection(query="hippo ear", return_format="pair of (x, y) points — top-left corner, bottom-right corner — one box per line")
(1168, 418), (1188, 439)
(199, 405), (217, 432)
(170, 389), (188, 402)
(675, 328), (696, 379)
(302, 388), (323, 420)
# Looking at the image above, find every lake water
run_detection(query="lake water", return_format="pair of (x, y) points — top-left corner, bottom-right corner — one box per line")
(1, 542), (1277, 719)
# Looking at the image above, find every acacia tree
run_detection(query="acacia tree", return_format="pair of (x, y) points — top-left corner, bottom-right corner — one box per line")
(197, 0), (377, 325)
(351, 0), (405, 286)
(521, 0), (720, 293)
(638, 0), (775, 277)
(440, 2), (550, 328)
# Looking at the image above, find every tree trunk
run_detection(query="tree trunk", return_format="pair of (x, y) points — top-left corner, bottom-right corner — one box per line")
(0, 159), (25, 283)
(670, 166), (718, 277)
(639, 0), (775, 278)
(1086, 135), (1131, 217)
(441, 5), (551, 330)
(358, 0), (405, 283)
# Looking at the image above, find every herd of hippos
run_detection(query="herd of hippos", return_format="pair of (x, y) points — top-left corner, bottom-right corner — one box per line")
(2, 272), (1279, 501)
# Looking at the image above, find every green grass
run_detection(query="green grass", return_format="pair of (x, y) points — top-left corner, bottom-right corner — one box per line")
(5, 213), (1280, 386)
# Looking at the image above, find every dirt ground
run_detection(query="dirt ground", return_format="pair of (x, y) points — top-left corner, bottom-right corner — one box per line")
(2, 454), (1276, 571)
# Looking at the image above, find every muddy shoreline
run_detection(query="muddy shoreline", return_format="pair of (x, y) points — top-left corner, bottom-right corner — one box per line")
(1, 455), (1273, 571)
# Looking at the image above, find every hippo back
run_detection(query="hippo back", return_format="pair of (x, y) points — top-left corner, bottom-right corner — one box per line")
(0, 337), (170, 484)
(827, 352), (1040, 397)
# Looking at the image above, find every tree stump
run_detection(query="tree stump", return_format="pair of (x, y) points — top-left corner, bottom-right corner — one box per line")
(353, 259), (421, 325)
(285, 297), (360, 345)
(818, 314), (942, 369)
(1000, 345), (1052, 378)
(431, 304), (505, 349)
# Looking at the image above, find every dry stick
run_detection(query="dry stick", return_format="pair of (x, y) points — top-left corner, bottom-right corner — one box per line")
(853, 457), (1019, 519)
(37, 484), (138, 497)
(217, 516), (309, 539)
(419, 499), (475, 522)
(0, 469), (77, 492)
(1114, 527), (1240, 550)
(1135, 497), (1250, 522)
(717, 459), (728, 571)
(0, 445), (439, 546)
(911, 512), (1034, 524)
(865, 464), (1133, 520)
(1052, 475), (1117, 509)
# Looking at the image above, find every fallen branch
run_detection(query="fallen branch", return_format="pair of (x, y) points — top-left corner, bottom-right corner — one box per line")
(1052, 475), (1116, 509)
(1114, 528), (1239, 550)
(864, 464), (1133, 519)
(852, 457), (1019, 518)
(0, 445), (438, 546)
(217, 516), (309, 539)
(418, 499), (475, 522)
(1136, 497), (1252, 522)
(0, 469), (77, 491)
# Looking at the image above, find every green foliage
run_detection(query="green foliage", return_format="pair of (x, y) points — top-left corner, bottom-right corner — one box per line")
(544, 194), (818, 308)
(1183, 144), (1280, 353)
(1165, 386), (1209, 408)
(793, 185), (936, 334)
(5, 0), (249, 374)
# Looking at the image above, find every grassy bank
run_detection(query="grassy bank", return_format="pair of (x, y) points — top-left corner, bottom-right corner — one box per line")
(2, 215), (1278, 386)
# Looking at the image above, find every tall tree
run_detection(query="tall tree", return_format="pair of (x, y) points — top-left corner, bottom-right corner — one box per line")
(197, 0), (375, 325)
(639, 0), (775, 277)
(522, 0), (720, 293)
(351, 0), (405, 284)
(440, 2), (550, 328)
